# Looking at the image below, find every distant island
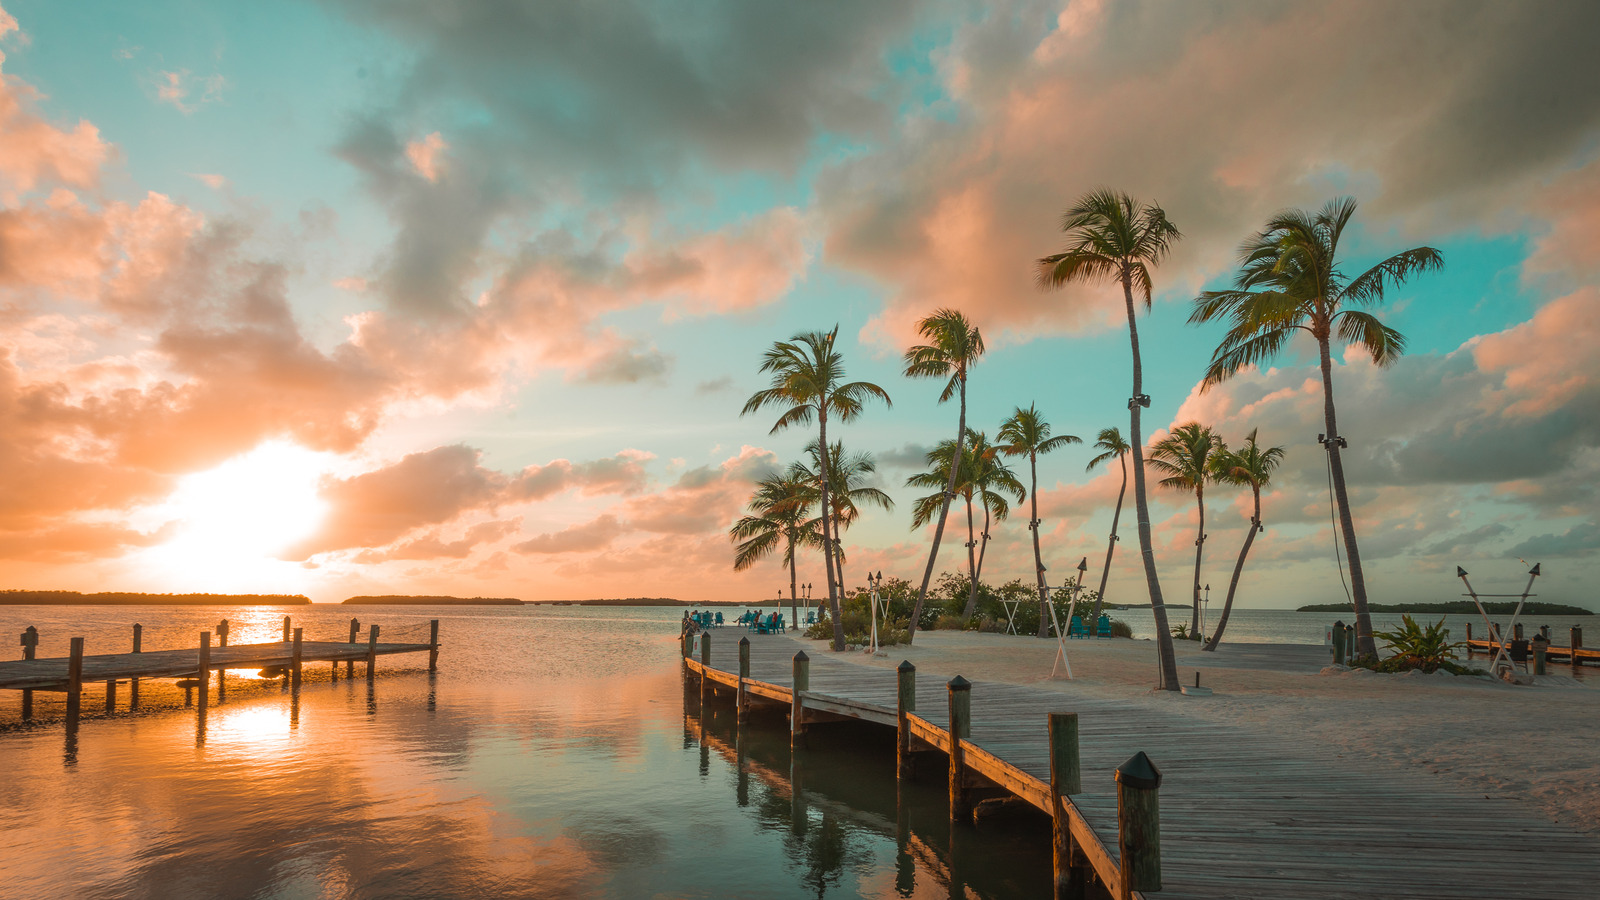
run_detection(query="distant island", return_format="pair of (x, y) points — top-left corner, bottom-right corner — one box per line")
(0, 590), (310, 606)
(529, 598), (759, 607)
(342, 595), (523, 605)
(1297, 601), (1592, 616)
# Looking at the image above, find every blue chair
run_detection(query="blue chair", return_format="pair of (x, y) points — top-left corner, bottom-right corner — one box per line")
(715, 612), (724, 627)
(1068, 615), (1087, 638)
(1096, 614), (1111, 637)
(805, 610), (816, 625)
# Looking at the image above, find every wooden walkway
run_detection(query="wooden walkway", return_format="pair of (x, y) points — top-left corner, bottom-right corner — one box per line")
(0, 639), (437, 692)
(687, 629), (1600, 900)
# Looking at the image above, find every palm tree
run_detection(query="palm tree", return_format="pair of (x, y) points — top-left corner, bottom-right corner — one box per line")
(1037, 188), (1183, 691)
(902, 309), (985, 641)
(793, 440), (894, 599)
(1085, 427), (1130, 623)
(1189, 197), (1442, 657)
(997, 405), (1080, 637)
(1148, 423), (1225, 635)
(744, 328), (891, 650)
(731, 472), (822, 627)
(963, 431), (1025, 618)
(1203, 429), (1285, 651)
(905, 432), (993, 619)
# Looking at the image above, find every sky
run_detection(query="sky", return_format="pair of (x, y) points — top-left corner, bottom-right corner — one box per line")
(1, 0), (1596, 608)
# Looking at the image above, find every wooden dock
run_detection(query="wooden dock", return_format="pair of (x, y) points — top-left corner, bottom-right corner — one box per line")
(686, 629), (1600, 900)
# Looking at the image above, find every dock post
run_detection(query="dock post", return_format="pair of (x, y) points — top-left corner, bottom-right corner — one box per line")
(896, 661), (916, 785)
(1466, 622), (1472, 645)
(428, 619), (440, 672)
(1540, 625), (1551, 640)
(1114, 752), (1162, 898)
(348, 618), (359, 678)
(791, 651), (809, 748)
(130, 624), (141, 709)
(292, 627), (304, 689)
(218, 618), (229, 647)
(104, 677), (116, 714)
(366, 624), (379, 681)
(1573, 626), (1583, 659)
(1050, 712), (1086, 899)
(1533, 635), (1548, 675)
(1332, 621), (1347, 666)
(66, 636), (84, 725)
(1513, 622), (1524, 641)
(20, 626), (38, 719)
(197, 632), (211, 715)
(737, 637), (750, 723)
(282, 615), (291, 643)
(699, 632), (712, 705)
(948, 675), (972, 823)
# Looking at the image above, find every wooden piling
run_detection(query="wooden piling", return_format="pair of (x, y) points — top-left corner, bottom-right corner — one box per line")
(104, 678), (116, 714)
(1533, 636), (1548, 676)
(737, 637), (750, 723)
(66, 637), (84, 724)
(1513, 622), (1524, 641)
(896, 660), (916, 785)
(218, 618), (230, 647)
(291, 627), (304, 689)
(699, 632), (712, 705)
(282, 615), (291, 643)
(348, 618), (359, 678)
(1050, 712), (1086, 898)
(1332, 622), (1347, 666)
(366, 624), (379, 681)
(1573, 626), (1584, 653)
(130, 624), (141, 709)
(1114, 752), (1162, 898)
(428, 619), (440, 672)
(20, 626), (37, 719)
(948, 675), (972, 823)
(197, 632), (211, 715)
(791, 651), (809, 748)
(1466, 622), (1472, 643)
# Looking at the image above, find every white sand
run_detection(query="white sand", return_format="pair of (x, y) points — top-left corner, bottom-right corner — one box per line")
(818, 631), (1600, 835)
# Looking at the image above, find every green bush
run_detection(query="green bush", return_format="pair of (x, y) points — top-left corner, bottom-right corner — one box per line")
(1107, 619), (1134, 639)
(1360, 615), (1473, 674)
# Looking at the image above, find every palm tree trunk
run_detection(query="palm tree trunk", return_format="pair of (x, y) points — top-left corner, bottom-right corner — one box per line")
(970, 503), (992, 618)
(961, 495), (980, 618)
(1123, 270), (1179, 691)
(1318, 336), (1375, 657)
(835, 526), (847, 602)
(907, 378), (967, 641)
(1191, 489), (1205, 634)
(1030, 452), (1050, 638)
(789, 547), (799, 631)
(1203, 487), (1259, 652)
(817, 410), (845, 651)
(1090, 456), (1126, 622)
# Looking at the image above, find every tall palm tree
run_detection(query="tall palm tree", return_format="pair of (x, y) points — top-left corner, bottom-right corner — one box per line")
(902, 309), (985, 641)
(1037, 188), (1183, 691)
(744, 328), (891, 650)
(998, 405), (1080, 637)
(1085, 427), (1130, 623)
(1148, 423), (1225, 635)
(1203, 429), (1285, 651)
(793, 440), (894, 599)
(730, 472), (822, 628)
(1189, 197), (1442, 657)
(963, 431), (1025, 618)
(906, 432), (1005, 619)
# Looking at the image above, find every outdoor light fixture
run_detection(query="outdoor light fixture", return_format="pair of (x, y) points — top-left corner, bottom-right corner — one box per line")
(1127, 394), (1151, 409)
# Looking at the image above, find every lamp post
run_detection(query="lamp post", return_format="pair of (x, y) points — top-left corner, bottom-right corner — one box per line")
(802, 582), (812, 627)
(867, 571), (886, 654)
(1202, 583), (1211, 642)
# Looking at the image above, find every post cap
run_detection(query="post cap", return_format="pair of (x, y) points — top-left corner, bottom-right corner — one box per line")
(1529, 562), (1541, 576)
(1456, 566), (1468, 577)
(1115, 751), (1162, 790)
(1334, 620), (1345, 628)
(739, 636), (750, 646)
(898, 659), (916, 673)
(948, 674), (971, 691)
(793, 650), (809, 662)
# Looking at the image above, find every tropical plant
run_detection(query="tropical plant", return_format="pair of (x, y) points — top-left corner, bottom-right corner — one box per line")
(792, 440), (893, 599)
(1085, 427), (1130, 623)
(1148, 423), (1226, 634)
(1037, 188), (1183, 691)
(743, 328), (891, 651)
(963, 431), (1025, 617)
(1203, 429), (1285, 651)
(730, 472), (822, 628)
(1190, 197), (1442, 657)
(1170, 623), (1197, 641)
(1369, 615), (1465, 673)
(906, 431), (1021, 619)
(902, 309), (985, 641)
(998, 404), (1080, 637)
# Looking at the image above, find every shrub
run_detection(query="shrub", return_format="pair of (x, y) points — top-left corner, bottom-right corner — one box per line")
(1362, 615), (1471, 674)
(1108, 619), (1134, 639)
(933, 614), (967, 630)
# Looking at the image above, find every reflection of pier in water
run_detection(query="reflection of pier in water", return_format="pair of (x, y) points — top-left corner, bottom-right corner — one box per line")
(688, 630), (1600, 900)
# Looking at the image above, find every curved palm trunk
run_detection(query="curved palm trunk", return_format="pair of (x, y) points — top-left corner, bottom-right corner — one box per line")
(966, 502), (992, 619)
(1191, 488), (1205, 635)
(788, 542), (799, 631)
(834, 526), (847, 602)
(1090, 455), (1126, 623)
(961, 495), (980, 618)
(907, 379), (966, 641)
(1029, 452), (1050, 638)
(1203, 487), (1259, 651)
(1318, 337), (1375, 657)
(1123, 271), (1179, 691)
(817, 412), (845, 651)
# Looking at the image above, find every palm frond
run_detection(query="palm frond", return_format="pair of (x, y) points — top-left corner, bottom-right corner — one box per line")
(1334, 310), (1408, 366)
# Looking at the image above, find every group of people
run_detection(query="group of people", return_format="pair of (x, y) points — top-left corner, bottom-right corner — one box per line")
(679, 608), (789, 636)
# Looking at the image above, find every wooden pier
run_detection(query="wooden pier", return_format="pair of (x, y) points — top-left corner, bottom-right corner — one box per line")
(686, 630), (1600, 900)
(4, 616), (440, 725)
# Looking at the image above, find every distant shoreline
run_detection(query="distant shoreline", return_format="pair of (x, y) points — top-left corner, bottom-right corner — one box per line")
(342, 595), (523, 605)
(0, 591), (311, 606)
(1296, 601), (1592, 616)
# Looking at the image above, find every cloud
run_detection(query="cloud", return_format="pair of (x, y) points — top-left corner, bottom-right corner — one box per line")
(190, 172), (227, 189)
(694, 375), (734, 395)
(353, 518), (520, 562)
(507, 450), (654, 501)
(513, 515), (625, 554)
(154, 70), (226, 113)
(877, 441), (933, 469)
(0, 63), (111, 194)
(1509, 521), (1600, 559)
(405, 131), (448, 182)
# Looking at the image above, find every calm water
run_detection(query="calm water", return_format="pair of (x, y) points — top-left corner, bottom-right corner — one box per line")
(0, 606), (1050, 900)
(1109, 605), (1591, 647)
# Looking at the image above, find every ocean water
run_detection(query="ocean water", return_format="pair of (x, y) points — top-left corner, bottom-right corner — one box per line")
(1106, 605), (1591, 647)
(0, 605), (1049, 899)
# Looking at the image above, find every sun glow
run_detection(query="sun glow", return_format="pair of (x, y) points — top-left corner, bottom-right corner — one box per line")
(135, 442), (331, 591)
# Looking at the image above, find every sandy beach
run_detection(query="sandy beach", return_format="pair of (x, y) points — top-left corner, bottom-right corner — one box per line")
(823, 631), (1600, 836)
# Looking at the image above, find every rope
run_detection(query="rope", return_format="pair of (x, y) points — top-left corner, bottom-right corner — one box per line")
(1324, 449), (1354, 607)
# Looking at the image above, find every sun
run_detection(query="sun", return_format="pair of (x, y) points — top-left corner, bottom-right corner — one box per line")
(135, 441), (332, 591)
